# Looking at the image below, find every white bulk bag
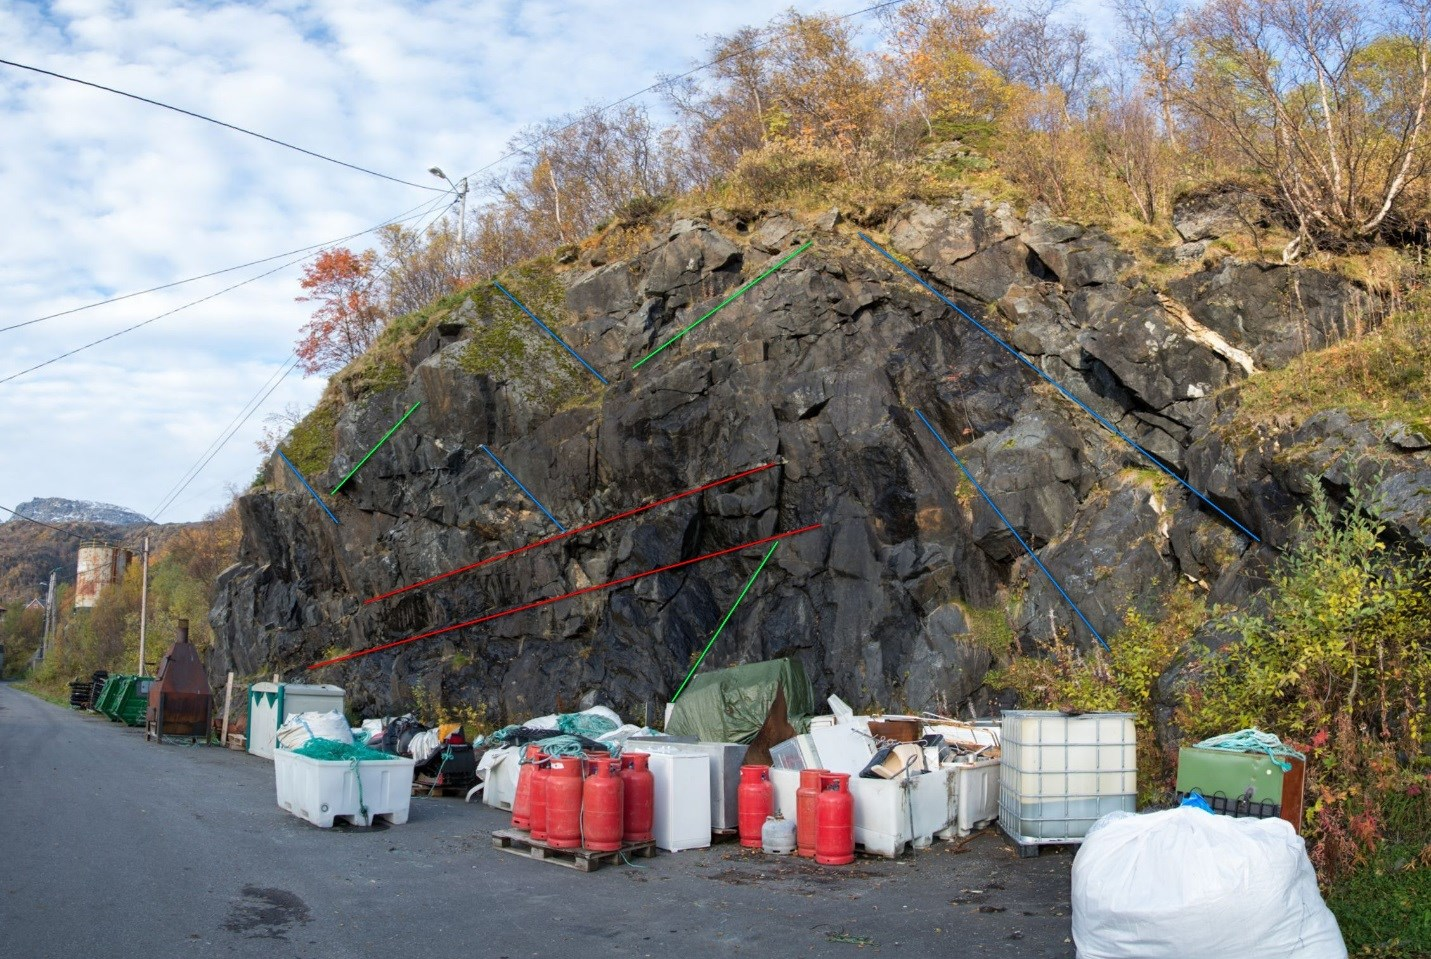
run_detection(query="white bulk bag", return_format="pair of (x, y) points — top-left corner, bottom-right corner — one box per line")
(275, 709), (354, 751)
(1072, 806), (1346, 959)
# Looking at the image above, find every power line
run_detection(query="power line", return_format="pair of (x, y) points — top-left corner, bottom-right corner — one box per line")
(146, 356), (300, 522)
(456, 0), (913, 184)
(0, 57), (446, 193)
(0, 503), (100, 541)
(0, 196), (446, 335)
(0, 199), (447, 387)
(0, 256), (308, 387)
(138, 197), (453, 526)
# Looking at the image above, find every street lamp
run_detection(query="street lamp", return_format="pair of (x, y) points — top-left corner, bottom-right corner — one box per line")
(428, 166), (469, 247)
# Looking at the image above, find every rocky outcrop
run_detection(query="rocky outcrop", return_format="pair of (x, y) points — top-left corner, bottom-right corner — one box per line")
(210, 195), (1423, 722)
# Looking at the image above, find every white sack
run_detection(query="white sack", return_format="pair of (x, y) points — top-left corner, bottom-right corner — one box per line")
(275, 709), (354, 751)
(407, 728), (440, 764)
(1072, 806), (1346, 959)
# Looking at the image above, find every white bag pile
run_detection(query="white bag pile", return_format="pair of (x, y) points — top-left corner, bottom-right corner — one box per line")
(1072, 806), (1346, 959)
(275, 710), (354, 751)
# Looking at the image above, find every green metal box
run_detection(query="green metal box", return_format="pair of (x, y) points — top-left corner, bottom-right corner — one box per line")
(1175, 745), (1285, 816)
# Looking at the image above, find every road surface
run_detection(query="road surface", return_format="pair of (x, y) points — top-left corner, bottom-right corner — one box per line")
(0, 682), (1075, 958)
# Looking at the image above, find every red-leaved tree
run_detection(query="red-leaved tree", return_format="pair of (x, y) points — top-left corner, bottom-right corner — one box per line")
(294, 247), (385, 375)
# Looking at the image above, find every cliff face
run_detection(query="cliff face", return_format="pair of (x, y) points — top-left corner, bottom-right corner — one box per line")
(208, 198), (1431, 721)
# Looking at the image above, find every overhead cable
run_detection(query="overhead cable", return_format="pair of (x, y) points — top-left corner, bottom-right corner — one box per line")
(0, 503), (106, 542)
(0, 195), (446, 335)
(0, 200), (446, 386)
(0, 57), (445, 192)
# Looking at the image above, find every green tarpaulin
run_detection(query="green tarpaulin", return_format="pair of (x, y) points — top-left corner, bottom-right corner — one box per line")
(666, 657), (815, 744)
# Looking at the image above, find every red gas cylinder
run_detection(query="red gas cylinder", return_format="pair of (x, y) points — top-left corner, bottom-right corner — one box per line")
(511, 746), (544, 831)
(815, 772), (855, 865)
(796, 768), (827, 858)
(545, 756), (585, 849)
(529, 758), (551, 842)
(620, 752), (654, 843)
(737, 764), (774, 849)
(582, 757), (625, 851)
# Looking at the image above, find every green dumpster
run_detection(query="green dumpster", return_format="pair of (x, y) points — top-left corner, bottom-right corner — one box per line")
(95, 674), (130, 719)
(115, 676), (155, 726)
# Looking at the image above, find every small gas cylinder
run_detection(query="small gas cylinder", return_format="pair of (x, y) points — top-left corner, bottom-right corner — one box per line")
(529, 758), (551, 842)
(815, 772), (855, 865)
(738, 764), (773, 848)
(620, 752), (654, 843)
(796, 767), (827, 858)
(545, 756), (585, 849)
(762, 814), (797, 855)
(511, 746), (544, 831)
(582, 757), (625, 851)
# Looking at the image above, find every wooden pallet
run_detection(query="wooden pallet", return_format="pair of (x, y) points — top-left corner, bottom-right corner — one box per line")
(491, 828), (656, 872)
(412, 780), (473, 798)
(998, 823), (1080, 858)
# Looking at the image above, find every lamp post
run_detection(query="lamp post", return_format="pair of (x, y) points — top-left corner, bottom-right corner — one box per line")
(428, 166), (468, 247)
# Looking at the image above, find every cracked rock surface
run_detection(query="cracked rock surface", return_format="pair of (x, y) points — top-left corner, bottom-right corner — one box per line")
(210, 199), (1427, 721)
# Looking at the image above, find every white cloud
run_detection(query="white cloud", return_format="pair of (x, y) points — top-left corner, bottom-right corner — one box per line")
(0, 0), (878, 523)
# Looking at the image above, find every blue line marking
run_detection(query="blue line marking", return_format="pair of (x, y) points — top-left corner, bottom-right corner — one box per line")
(276, 450), (340, 526)
(859, 233), (1260, 543)
(479, 444), (566, 531)
(915, 409), (1108, 651)
(493, 281), (609, 385)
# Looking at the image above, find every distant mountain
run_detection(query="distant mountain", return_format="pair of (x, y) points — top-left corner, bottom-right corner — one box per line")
(8, 498), (151, 527)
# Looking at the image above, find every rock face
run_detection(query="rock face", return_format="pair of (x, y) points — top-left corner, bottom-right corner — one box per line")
(209, 196), (1425, 722)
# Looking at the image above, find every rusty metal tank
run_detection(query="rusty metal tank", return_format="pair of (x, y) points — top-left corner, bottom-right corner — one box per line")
(75, 542), (130, 608)
(146, 619), (212, 743)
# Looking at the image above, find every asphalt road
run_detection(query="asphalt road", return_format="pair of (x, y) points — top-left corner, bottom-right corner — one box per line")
(0, 682), (1076, 958)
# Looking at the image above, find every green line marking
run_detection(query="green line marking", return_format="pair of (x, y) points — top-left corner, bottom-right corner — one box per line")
(330, 400), (421, 494)
(670, 541), (780, 702)
(632, 240), (812, 371)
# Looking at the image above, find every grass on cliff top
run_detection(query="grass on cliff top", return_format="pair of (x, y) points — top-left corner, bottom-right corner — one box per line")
(1226, 306), (1431, 436)
(273, 259), (595, 483)
(454, 259), (597, 413)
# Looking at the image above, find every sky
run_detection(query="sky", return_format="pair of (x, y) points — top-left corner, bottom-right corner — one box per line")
(0, 0), (876, 525)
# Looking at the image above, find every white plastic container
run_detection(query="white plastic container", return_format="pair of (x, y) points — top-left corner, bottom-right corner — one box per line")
(774, 767), (948, 855)
(247, 682), (345, 760)
(850, 773), (948, 856)
(935, 758), (1001, 839)
(273, 748), (414, 827)
(478, 746), (521, 811)
(998, 710), (1136, 845)
(642, 746), (712, 851)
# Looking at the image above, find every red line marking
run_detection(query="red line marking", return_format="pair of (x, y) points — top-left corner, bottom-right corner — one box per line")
(364, 462), (779, 605)
(310, 523), (821, 669)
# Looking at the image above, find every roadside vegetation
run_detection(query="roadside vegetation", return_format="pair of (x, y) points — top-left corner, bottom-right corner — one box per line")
(2, 504), (242, 699)
(998, 482), (1431, 956)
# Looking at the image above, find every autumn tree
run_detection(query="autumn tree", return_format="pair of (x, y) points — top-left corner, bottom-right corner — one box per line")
(662, 26), (773, 180)
(378, 222), (465, 318)
(1163, 0), (1431, 256)
(877, 0), (1012, 138)
(293, 247), (385, 375)
(986, 0), (1101, 115)
(481, 104), (688, 250)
